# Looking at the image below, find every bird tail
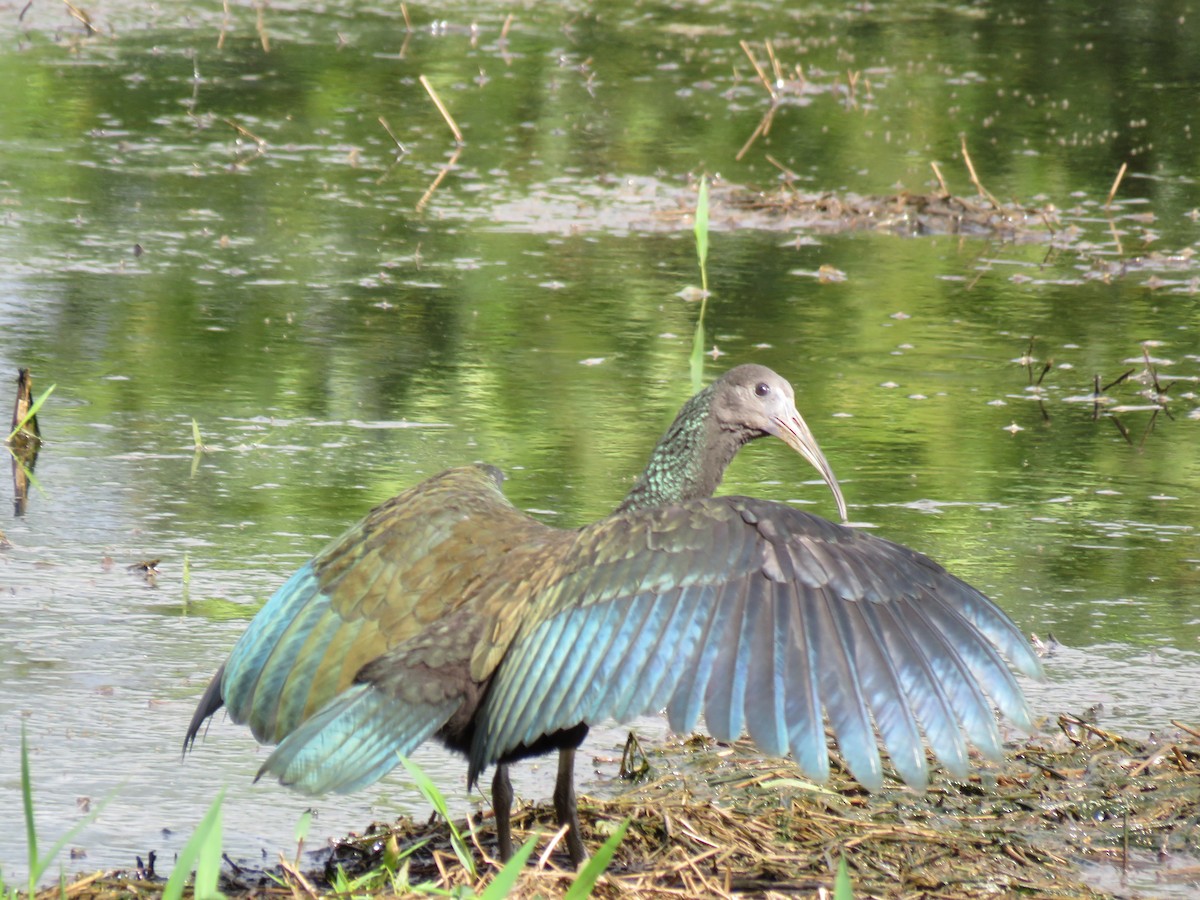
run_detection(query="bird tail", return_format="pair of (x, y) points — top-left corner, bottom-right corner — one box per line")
(183, 662), (227, 755)
(258, 682), (458, 794)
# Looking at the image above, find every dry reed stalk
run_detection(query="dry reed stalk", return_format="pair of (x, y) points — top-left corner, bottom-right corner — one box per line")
(223, 118), (267, 154)
(275, 854), (319, 899)
(1173, 719), (1200, 739)
(60, 0), (95, 34)
(217, 0), (231, 49)
(378, 115), (405, 153)
(254, 0), (269, 52)
(420, 75), (464, 143)
(1106, 161), (1128, 209)
(930, 161), (950, 195)
(845, 69), (860, 106)
(765, 155), (801, 186)
(415, 147), (462, 212)
(739, 41), (777, 99)
(959, 135), (1001, 207)
(764, 40), (783, 84)
(735, 106), (776, 161)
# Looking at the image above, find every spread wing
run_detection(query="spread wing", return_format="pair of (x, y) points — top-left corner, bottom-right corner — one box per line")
(471, 497), (1042, 790)
(185, 465), (542, 749)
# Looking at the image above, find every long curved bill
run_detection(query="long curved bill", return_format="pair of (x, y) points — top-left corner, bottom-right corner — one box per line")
(768, 408), (849, 524)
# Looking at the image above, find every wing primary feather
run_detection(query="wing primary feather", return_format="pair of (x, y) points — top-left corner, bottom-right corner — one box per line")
(481, 591), (658, 766)
(804, 583), (883, 790)
(832, 598), (928, 788)
(222, 566), (323, 729)
(241, 572), (338, 742)
(930, 577), (1044, 681)
(702, 580), (752, 742)
(902, 600), (1003, 759)
(259, 683), (455, 794)
(270, 613), (360, 740)
(919, 591), (1034, 733)
(869, 599), (968, 776)
(782, 582), (828, 780)
(536, 600), (628, 731)
(591, 591), (679, 721)
(664, 582), (724, 734)
(606, 587), (697, 722)
(497, 605), (578, 748)
(638, 585), (712, 717)
(743, 583), (788, 757)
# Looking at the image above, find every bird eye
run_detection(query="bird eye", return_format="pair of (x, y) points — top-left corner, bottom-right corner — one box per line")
(755, 382), (771, 398)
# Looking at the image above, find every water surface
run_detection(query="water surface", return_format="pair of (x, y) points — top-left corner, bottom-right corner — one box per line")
(2, 0), (1199, 891)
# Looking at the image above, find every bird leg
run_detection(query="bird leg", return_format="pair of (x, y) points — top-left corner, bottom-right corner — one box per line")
(554, 748), (586, 867)
(491, 763), (513, 862)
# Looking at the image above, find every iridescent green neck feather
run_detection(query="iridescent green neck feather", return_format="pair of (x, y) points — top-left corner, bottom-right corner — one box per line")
(616, 383), (753, 514)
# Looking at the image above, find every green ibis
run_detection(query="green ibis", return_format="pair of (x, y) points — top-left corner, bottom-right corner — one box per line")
(185, 364), (1041, 866)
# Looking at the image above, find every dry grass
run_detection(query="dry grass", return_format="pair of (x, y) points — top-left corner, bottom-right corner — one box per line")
(39, 717), (1200, 898)
(723, 183), (1058, 241)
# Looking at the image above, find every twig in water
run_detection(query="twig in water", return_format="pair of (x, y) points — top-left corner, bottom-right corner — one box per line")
(739, 41), (777, 100)
(223, 118), (267, 168)
(420, 75), (464, 143)
(736, 106), (776, 161)
(1107, 216), (1125, 256)
(378, 116), (407, 155)
(1035, 360), (1053, 387)
(1102, 369), (1134, 392)
(1172, 720), (1200, 740)
(1105, 161), (1128, 210)
(1038, 208), (1058, 236)
(764, 40), (783, 84)
(1142, 343), (1166, 400)
(60, 0), (95, 34)
(845, 69), (861, 107)
(765, 154), (799, 183)
(960, 136), (1001, 207)
(930, 161), (949, 195)
(416, 146), (462, 212)
(254, 0), (269, 52)
(1110, 414), (1132, 445)
(401, 2), (412, 31)
(217, 0), (231, 49)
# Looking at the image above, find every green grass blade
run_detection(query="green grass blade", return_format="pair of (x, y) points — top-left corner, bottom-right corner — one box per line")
(689, 175), (711, 393)
(833, 854), (854, 900)
(7, 384), (55, 443)
(22, 725), (117, 892)
(30, 804), (113, 891)
(20, 726), (37, 895)
(477, 834), (537, 900)
(194, 790), (225, 900)
(293, 808), (312, 864)
(563, 819), (629, 900)
(689, 320), (705, 394)
(164, 788), (226, 900)
(693, 175), (709, 284)
(398, 754), (477, 879)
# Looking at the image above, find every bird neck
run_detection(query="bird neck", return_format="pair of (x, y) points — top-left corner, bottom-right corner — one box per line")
(615, 386), (751, 514)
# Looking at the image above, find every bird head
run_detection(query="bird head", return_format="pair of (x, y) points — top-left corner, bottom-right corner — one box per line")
(711, 365), (849, 524)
